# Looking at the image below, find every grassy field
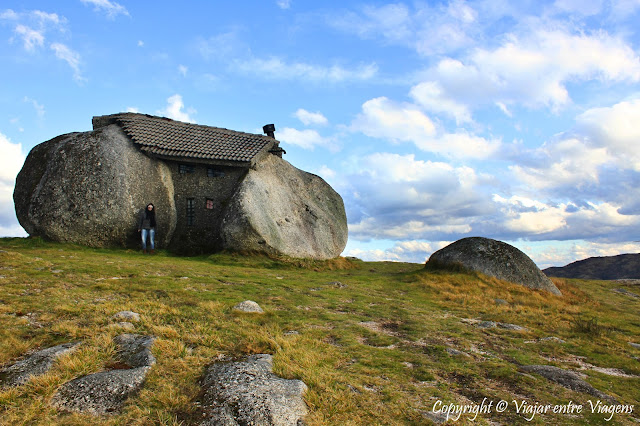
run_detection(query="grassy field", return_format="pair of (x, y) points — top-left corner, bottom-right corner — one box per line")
(0, 237), (638, 425)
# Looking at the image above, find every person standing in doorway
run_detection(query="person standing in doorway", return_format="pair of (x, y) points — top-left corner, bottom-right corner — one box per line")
(138, 203), (156, 254)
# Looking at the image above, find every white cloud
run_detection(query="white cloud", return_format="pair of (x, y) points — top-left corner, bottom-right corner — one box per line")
(50, 42), (84, 83)
(276, 0), (291, 9)
(0, 132), (26, 237)
(511, 99), (640, 191)
(343, 152), (490, 241)
(345, 240), (447, 263)
(330, 2), (478, 55)
(178, 64), (188, 77)
(14, 25), (44, 51)
(137, 40), (144, 47)
(278, 128), (334, 151)
(294, 109), (328, 126)
(351, 97), (436, 142)
(234, 57), (378, 83)
(0, 9), (19, 20)
(23, 97), (45, 118)
(80, 0), (129, 19)
(552, 0), (604, 16)
(157, 94), (196, 123)
(410, 81), (472, 124)
(422, 28), (640, 113)
(126, 107), (140, 113)
(351, 97), (500, 159)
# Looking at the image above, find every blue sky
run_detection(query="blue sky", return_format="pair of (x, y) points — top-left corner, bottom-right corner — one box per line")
(2, 0), (640, 268)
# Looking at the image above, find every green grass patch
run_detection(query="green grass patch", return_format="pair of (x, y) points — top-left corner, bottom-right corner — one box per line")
(0, 238), (638, 425)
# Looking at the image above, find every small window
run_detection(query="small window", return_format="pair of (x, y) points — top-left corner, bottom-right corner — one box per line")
(179, 164), (195, 174)
(205, 199), (214, 210)
(186, 198), (195, 225)
(207, 167), (225, 178)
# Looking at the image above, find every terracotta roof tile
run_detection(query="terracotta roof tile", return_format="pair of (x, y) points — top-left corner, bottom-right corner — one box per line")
(97, 113), (276, 164)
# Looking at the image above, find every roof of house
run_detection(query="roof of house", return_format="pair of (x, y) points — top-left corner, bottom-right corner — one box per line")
(92, 113), (278, 166)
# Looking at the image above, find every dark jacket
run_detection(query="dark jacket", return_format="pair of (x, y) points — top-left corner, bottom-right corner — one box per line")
(138, 209), (156, 230)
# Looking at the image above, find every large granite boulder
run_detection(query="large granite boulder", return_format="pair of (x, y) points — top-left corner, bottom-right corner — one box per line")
(426, 237), (562, 295)
(220, 154), (348, 259)
(14, 125), (176, 248)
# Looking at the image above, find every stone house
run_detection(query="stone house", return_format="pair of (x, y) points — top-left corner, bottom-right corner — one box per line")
(15, 113), (348, 259)
(91, 113), (286, 253)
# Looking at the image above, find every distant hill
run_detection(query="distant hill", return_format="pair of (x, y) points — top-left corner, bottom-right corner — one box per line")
(543, 253), (640, 280)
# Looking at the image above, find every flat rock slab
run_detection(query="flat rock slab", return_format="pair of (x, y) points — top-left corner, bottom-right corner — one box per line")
(0, 341), (80, 387)
(200, 354), (308, 425)
(51, 334), (155, 415)
(520, 365), (616, 403)
(51, 366), (151, 415)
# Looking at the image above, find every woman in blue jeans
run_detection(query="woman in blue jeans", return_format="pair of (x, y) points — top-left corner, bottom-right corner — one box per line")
(138, 203), (156, 254)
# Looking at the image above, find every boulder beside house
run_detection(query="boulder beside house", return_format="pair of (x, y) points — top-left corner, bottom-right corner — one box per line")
(14, 113), (348, 259)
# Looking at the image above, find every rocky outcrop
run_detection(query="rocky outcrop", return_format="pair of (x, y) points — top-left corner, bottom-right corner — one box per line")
(200, 354), (308, 425)
(520, 365), (616, 403)
(51, 334), (155, 415)
(426, 237), (561, 295)
(220, 155), (348, 260)
(13, 118), (347, 259)
(0, 342), (80, 387)
(14, 125), (176, 248)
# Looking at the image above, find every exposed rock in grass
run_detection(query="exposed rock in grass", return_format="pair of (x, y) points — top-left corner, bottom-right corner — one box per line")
(426, 237), (562, 295)
(51, 334), (155, 415)
(540, 337), (566, 343)
(199, 354), (308, 425)
(612, 288), (640, 299)
(329, 281), (347, 288)
(629, 342), (640, 350)
(494, 298), (508, 305)
(0, 341), (80, 387)
(114, 334), (156, 368)
(112, 311), (141, 322)
(497, 322), (527, 331)
(232, 300), (264, 313)
(520, 365), (616, 403)
(446, 347), (471, 357)
(461, 318), (527, 331)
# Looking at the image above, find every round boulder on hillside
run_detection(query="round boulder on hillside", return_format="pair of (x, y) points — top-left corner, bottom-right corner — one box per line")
(425, 237), (561, 296)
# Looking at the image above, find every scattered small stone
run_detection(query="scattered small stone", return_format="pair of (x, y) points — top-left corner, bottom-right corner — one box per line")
(0, 342), (81, 387)
(309, 287), (323, 291)
(520, 365), (616, 403)
(232, 300), (264, 313)
(494, 298), (508, 305)
(329, 281), (347, 288)
(446, 347), (471, 357)
(199, 354), (307, 425)
(541, 337), (566, 343)
(402, 361), (414, 368)
(628, 342), (640, 350)
(284, 330), (299, 336)
(112, 311), (141, 322)
(51, 270), (63, 274)
(476, 320), (497, 329)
